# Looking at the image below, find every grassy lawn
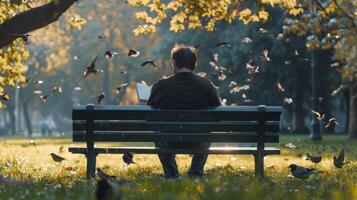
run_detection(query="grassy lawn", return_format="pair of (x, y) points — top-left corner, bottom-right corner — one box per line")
(0, 135), (356, 200)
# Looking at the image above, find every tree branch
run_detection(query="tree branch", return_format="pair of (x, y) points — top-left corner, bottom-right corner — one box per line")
(332, 0), (356, 27)
(313, 0), (329, 17)
(0, 0), (78, 49)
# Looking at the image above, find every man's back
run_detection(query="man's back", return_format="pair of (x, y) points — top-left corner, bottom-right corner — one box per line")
(147, 72), (221, 109)
(147, 44), (220, 178)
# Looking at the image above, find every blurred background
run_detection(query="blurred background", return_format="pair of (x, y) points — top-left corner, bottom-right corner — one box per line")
(0, 0), (351, 137)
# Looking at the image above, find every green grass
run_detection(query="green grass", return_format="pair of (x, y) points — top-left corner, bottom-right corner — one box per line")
(0, 135), (356, 200)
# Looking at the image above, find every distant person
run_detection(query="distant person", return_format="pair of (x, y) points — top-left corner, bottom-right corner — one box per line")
(148, 44), (221, 178)
(40, 120), (49, 136)
(48, 118), (56, 135)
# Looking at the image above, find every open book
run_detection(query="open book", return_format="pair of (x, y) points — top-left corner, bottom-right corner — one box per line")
(136, 82), (153, 103)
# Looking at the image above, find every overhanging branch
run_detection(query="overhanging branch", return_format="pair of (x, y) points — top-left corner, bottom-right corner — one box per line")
(0, 0), (78, 49)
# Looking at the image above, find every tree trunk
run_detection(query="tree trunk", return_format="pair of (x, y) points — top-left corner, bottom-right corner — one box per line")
(0, 0), (77, 48)
(292, 85), (306, 132)
(344, 89), (350, 134)
(348, 83), (357, 138)
(6, 107), (16, 135)
(20, 90), (32, 136)
(292, 63), (307, 132)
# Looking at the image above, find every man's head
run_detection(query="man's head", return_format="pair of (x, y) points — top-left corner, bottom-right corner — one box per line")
(171, 44), (197, 73)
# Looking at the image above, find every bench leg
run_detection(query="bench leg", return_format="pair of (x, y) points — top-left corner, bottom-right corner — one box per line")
(86, 152), (97, 178)
(254, 153), (264, 177)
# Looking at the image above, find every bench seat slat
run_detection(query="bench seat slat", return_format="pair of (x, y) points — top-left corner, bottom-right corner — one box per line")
(72, 121), (280, 132)
(68, 146), (280, 155)
(72, 105), (282, 121)
(72, 132), (279, 143)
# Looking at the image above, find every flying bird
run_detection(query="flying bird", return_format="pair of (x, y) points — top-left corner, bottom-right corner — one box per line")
(105, 50), (118, 60)
(97, 93), (105, 105)
(128, 49), (140, 57)
(96, 178), (122, 200)
(333, 149), (350, 169)
(262, 49), (271, 61)
(0, 93), (10, 101)
(40, 95), (50, 104)
(33, 90), (42, 95)
(288, 164), (320, 179)
(50, 153), (65, 163)
(258, 28), (268, 33)
(246, 59), (259, 74)
(52, 86), (63, 93)
(241, 37), (252, 44)
(115, 83), (128, 95)
(140, 59), (156, 67)
(122, 152), (137, 166)
(277, 82), (285, 92)
(331, 85), (345, 96)
(33, 80), (44, 85)
(216, 42), (231, 47)
(284, 97), (293, 104)
(324, 118), (339, 128)
(84, 56), (103, 78)
(311, 110), (325, 121)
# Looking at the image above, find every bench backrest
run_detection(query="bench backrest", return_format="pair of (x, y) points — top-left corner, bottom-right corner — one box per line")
(72, 105), (282, 144)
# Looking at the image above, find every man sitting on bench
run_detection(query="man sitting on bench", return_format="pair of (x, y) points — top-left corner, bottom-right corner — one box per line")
(147, 44), (221, 178)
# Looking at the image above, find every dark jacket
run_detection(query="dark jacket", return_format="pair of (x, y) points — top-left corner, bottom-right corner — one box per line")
(147, 72), (221, 109)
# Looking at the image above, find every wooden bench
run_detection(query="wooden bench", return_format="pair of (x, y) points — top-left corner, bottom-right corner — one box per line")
(69, 104), (282, 178)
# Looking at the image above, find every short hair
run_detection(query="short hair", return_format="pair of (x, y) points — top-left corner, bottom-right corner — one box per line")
(171, 44), (197, 70)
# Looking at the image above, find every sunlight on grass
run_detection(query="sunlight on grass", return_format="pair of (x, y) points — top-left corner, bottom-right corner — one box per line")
(0, 135), (356, 199)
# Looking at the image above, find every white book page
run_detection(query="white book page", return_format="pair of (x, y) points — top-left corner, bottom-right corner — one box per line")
(136, 83), (153, 102)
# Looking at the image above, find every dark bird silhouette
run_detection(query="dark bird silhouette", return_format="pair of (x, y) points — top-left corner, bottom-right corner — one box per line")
(97, 168), (117, 180)
(40, 95), (50, 104)
(84, 56), (103, 78)
(258, 28), (268, 33)
(33, 80), (44, 85)
(52, 86), (63, 93)
(325, 118), (339, 128)
(333, 149), (350, 169)
(122, 152), (137, 166)
(0, 93), (10, 101)
(115, 84), (128, 95)
(128, 49), (140, 57)
(50, 153), (65, 163)
(311, 110), (325, 121)
(97, 93), (105, 105)
(140, 59), (156, 67)
(105, 50), (118, 60)
(96, 179), (122, 200)
(216, 42), (231, 47)
(288, 164), (320, 179)
(305, 153), (322, 167)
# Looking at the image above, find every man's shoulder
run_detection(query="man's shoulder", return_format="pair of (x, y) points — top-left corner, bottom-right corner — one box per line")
(152, 75), (173, 88)
(193, 74), (214, 86)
